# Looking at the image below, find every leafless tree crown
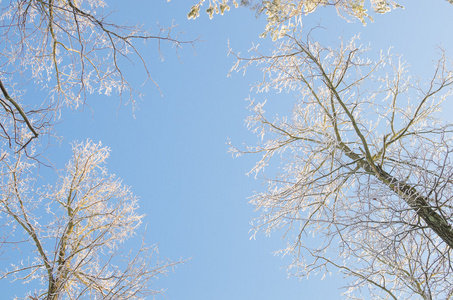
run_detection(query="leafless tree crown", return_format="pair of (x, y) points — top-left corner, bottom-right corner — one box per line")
(230, 32), (453, 298)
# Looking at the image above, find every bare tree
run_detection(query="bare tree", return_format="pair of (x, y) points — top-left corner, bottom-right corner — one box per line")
(229, 32), (453, 298)
(0, 0), (194, 150)
(0, 140), (180, 299)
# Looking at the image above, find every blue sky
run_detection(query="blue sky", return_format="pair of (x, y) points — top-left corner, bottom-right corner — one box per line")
(2, 0), (453, 299)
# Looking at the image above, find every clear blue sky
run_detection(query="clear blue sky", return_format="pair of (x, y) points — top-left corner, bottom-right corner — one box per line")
(3, 0), (453, 299)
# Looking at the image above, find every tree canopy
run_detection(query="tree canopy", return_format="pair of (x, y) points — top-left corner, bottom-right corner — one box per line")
(229, 32), (453, 298)
(0, 0), (452, 299)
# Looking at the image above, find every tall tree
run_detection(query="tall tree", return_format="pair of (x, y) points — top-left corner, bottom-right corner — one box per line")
(0, 141), (180, 299)
(229, 32), (453, 298)
(189, 0), (453, 297)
